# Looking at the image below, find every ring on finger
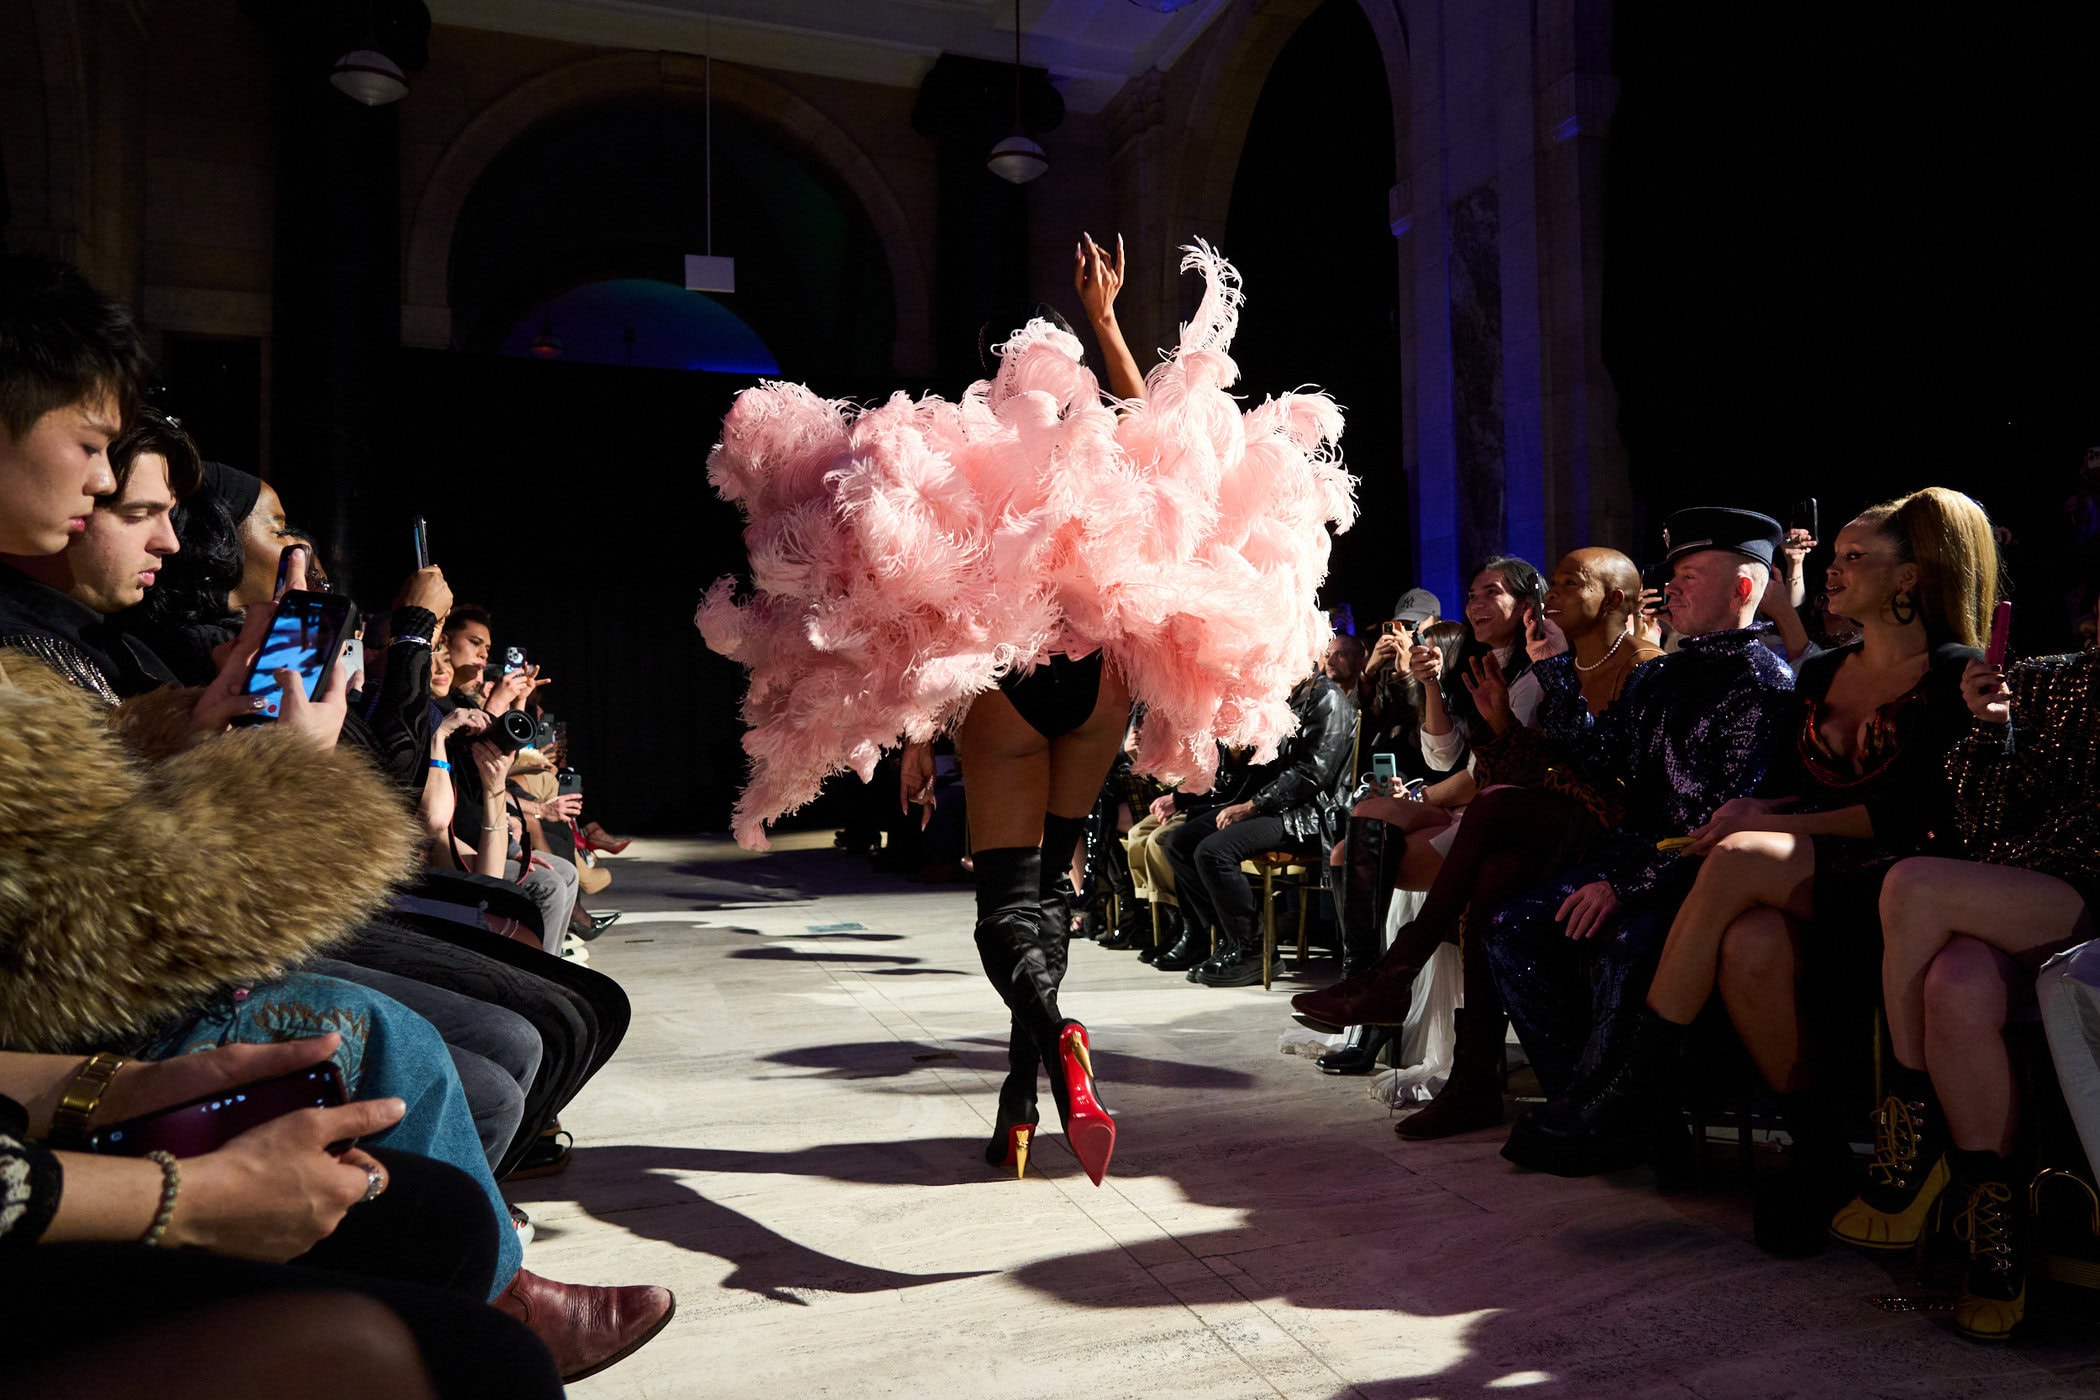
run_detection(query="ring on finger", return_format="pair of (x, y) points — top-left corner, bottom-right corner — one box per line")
(360, 1164), (386, 1203)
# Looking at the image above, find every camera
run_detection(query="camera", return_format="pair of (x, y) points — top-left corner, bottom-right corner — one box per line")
(467, 708), (537, 756)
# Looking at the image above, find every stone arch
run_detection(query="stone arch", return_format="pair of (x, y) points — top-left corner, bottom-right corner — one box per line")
(401, 50), (932, 375)
(1175, 0), (1411, 244)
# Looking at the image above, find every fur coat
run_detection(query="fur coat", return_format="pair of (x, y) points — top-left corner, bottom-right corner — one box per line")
(0, 652), (422, 1053)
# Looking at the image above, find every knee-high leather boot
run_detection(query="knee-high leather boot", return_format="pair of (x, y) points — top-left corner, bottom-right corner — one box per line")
(1394, 920), (1509, 1140)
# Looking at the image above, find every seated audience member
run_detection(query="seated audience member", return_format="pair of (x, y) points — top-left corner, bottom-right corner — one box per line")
(1, 1036), (562, 1399)
(1480, 510), (1796, 1171)
(1155, 667), (1356, 986)
(1416, 558), (1543, 779)
(117, 456), (289, 683)
(1323, 630), (1369, 709)
(1356, 587), (1450, 784)
(1820, 608), (2100, 1340)
(0, 402), (192, 695)
(1298, 551), (1661, 1121)
(0, 251), (671, 1381)
(1313, 617), (1476, 1074)
(1534, 491), (1998, 1213)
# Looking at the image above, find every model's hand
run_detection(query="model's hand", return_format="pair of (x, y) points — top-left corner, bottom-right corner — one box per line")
(1555, 880), (1619, 941)
(1074, 232), (1125, 326)
(1962, 658), (2011, 724)
(899, 742), (936, 830)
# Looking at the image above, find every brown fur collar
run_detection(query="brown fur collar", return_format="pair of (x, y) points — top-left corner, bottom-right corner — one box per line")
(0, 655), (422, 1053)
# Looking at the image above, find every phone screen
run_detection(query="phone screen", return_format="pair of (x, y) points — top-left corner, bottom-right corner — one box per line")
(89, 1064), (347, 1157)
(243, 591), (356, 719)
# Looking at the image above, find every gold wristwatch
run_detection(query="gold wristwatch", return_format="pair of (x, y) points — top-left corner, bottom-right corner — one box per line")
(50, 1052), (128, 1147)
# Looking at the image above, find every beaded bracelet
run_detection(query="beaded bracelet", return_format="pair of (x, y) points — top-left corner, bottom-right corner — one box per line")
(141, 1150), (180, 1247)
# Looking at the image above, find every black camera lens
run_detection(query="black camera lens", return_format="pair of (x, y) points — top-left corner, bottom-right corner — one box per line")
(486, 709), (537, 754)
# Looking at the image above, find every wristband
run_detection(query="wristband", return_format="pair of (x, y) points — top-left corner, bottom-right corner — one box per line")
(390, 633), (433, 648)
(427, 758), (451, 771)
(141, 1151), (181, 1247)
(50, 1051), (128, 1148)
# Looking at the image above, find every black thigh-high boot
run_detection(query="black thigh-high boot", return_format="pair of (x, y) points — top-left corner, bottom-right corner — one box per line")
(980, 818), (1090, 1175)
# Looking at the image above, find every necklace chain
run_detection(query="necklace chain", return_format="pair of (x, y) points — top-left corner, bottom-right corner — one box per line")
(1574, 629), (1630, 673)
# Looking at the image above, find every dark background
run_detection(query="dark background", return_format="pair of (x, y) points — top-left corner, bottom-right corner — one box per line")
(156, 1), (2100, 833)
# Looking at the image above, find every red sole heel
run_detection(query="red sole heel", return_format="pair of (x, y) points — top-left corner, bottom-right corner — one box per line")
(1059, 1026), (1116, 1186)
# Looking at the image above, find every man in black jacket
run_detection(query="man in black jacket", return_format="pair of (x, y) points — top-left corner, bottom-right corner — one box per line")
(1156, 671), (1357, 986)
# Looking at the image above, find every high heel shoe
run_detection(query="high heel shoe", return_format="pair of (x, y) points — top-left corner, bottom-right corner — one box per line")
(984, 1056), (1040, 1180)
(1054, 1021), (1116, 1186)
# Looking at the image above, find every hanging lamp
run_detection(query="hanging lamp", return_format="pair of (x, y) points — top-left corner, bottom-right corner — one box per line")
(330, 2), (407, 105)
(987, 0), (1048, 184)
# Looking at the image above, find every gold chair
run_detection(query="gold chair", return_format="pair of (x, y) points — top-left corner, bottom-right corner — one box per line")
(1238, 849), (1320, 989)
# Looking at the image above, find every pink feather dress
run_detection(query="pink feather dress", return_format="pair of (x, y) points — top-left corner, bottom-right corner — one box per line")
(698, 244), (1357, 850)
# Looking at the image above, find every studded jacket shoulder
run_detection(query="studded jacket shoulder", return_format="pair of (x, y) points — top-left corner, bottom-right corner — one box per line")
(1946, 649), (2100, 906)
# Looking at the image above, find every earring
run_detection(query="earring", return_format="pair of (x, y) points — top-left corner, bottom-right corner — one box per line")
(1890, 590), (1918, 626)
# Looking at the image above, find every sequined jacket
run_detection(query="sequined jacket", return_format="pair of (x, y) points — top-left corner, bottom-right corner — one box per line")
(1946, 649), (2100, 905)
(1531, 628), (1797, 904)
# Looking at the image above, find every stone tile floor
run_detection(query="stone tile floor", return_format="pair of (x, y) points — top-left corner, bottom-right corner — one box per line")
(515, 834), (2099, 1399)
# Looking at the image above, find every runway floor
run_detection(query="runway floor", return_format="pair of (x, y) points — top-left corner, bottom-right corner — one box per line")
(526, 834), (2098, 1399)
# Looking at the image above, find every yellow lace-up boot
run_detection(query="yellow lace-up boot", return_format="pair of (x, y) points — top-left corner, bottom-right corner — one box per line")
(1829, 1069), (1949, 1250)
(1951, 1171), (2025, 1341)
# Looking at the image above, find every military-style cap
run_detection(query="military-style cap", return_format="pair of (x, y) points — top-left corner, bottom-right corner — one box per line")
(1660, 507), (1785, 570)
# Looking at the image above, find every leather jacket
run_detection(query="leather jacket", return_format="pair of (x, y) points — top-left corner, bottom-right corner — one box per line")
(1246, 674), (1358, 846)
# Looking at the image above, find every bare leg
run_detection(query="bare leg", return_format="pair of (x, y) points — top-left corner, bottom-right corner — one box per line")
(955, 688), (1052, 849)
(1351, 793), (1454, 833)
(1715, 906), (1811, 1092)
(1646, 833), (1816, 1024)
(1923, 937), (2024, 1155)
(1397, 843), (1444, 892)
(1878, 856), (2089, 1070)
(1046, 665), (1133, 820)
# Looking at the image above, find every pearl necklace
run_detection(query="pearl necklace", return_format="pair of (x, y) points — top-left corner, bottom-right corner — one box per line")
(1573, 629), (1631, 673)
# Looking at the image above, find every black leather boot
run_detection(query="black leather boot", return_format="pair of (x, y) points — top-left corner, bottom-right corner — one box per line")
(1154, 921), (1207, 972)
(1394, 1010), (1507, 1139)
(972, 846), (1065, 1070)
(1751, 1088), (1859, 1258)
(1316, 1023), (1392, 1075)
(1502, 1006), (1687, 1176)
(1338, 816), (1401, 982)
(1194, 915), (1263, 986)
(1137, 903), (1179, 963)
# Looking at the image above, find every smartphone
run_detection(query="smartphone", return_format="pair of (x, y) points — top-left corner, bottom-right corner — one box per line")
(503, 646), (526, 674)
(533, 714), (558, 751)
(1526, 578), (1548, 640)
(239, 591), (359, 722)
(1788, 497), (1819, 542)
(88, 1063), (348, 1157)
(557, 767), (583, 799)
(1641, 560), (1673, 615)
(1371, 752), (1399, 783)
(1985, 599), (2013, 668)
(412, 515), (431, 572)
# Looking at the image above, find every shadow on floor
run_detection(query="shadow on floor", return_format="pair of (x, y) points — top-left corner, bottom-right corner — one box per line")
(757, 1037), (1259, 1091)
(518, 1143), (991, 1304)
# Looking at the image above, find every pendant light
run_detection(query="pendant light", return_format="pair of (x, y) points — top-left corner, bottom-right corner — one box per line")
(330, 2), (408, 106)
(685, 14), (737, 292)
(987, 0), (1048, 184)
